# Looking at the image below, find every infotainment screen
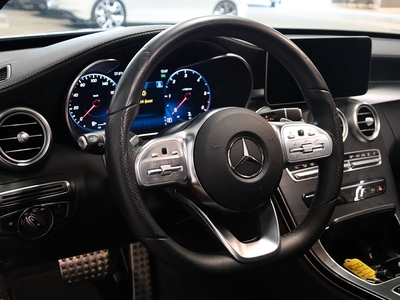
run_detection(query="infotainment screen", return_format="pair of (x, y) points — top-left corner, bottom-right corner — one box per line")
(266, 37), (371, 106)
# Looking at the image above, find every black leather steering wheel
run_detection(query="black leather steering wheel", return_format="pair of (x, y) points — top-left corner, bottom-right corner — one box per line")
(105, 16), (343, 274)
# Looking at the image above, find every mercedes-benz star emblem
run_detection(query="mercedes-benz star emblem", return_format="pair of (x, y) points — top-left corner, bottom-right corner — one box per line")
(228, 137), (264, 179)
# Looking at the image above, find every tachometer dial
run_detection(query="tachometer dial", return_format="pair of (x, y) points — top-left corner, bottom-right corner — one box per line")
(68, 73), (116, 132)
(164, 69), (211, 122)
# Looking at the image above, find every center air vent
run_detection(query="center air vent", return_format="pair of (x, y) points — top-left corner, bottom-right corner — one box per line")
(0, 108), (52, 167)
(337, 109), (348, 142)
(354, 103), (380, 142)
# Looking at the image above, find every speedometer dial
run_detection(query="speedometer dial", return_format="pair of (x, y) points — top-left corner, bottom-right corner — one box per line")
(68, 73), (116, 132)
(164, 69), (211, 122)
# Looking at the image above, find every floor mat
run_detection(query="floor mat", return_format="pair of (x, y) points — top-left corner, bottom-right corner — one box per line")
(10, 270), (108, 300)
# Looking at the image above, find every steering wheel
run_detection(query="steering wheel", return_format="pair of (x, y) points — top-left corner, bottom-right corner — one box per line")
(105, 16), (343, 274)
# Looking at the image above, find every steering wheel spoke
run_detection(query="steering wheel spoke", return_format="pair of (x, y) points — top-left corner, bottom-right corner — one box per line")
(270, 121), (333, 166)
(176, 191), (281, 263)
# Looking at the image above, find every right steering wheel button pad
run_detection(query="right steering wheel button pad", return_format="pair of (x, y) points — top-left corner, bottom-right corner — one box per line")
(281, 123), (332, 163)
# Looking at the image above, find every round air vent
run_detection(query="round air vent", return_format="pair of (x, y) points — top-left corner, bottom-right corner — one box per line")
(337, 109), (348, 142)
(0, 108), (51, 167)
(307, 108), (348, 142)
(353, 103), (380, 141)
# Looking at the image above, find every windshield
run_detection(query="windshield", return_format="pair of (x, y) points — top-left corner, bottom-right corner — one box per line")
(1, 0), (400, 37)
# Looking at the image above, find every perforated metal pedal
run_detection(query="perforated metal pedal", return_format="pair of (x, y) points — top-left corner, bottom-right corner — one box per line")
(58, 249), (109, 284)
(130, 243), (153, 300)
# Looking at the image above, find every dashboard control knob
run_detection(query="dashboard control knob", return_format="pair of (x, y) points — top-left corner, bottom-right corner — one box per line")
(18, 206), (54, 239)
(23, 211), (46, 232)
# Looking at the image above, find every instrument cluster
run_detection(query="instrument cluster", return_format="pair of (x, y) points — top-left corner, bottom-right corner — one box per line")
(66, 54), (253, 140)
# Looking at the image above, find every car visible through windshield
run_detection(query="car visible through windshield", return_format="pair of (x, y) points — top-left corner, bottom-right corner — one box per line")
(43, 0), (248, 28)
(2, 0), (400, 35)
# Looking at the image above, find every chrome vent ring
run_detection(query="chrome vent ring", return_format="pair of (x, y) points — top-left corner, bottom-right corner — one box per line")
(337, 108), (348, 142)
(0, 65), (11, 83)
(0, 108), (52, 167)
(353, 103), (380, 142)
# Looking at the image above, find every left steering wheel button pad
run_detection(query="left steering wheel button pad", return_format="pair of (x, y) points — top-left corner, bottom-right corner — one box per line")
(136, 139), (187, 186)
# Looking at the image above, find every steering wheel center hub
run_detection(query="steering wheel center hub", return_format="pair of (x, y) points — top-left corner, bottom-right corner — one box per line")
(194, 108), (284, 211)
(228, 136), (264, 179)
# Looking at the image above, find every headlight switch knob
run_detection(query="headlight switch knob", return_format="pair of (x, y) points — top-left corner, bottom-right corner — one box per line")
(18, 206), (54, 239)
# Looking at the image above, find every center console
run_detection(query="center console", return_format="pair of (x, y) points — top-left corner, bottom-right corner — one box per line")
(276, 100), (400, 299)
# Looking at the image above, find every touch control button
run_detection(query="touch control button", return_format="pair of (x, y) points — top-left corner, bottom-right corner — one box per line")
(290, 147), (303, 154)
(302, 143), (313, 153)
(289, 143), (324, 154)
(147, 168), (162, 176)
(147, 164), (183, 176)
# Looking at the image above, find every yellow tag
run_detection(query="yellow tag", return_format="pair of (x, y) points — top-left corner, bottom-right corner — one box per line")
(343, 258), (376, 280)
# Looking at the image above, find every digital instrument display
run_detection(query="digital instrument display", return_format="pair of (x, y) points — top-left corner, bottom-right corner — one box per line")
(164, 69), (211, 122)
(66, 54), (252, 141)
(68, 73), (116, 131)
(67, 60), (211, 137)
(134, 68), (211, 134)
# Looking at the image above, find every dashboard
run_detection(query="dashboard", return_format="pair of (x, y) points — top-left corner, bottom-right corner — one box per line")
(0, 26), (266, 262)
(1, 24), (400, 299)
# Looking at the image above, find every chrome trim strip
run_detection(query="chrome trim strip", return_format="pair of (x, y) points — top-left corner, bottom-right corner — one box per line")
(1, 122), (38, 127)
(337, 108), (348, 142)
(287, 149), (382, 182)
(0, 181), (71, 205)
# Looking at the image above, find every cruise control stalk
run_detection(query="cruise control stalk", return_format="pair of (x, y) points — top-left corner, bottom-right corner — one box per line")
(77, 130), (106, 153)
